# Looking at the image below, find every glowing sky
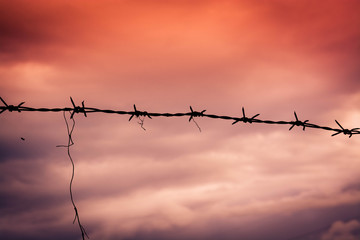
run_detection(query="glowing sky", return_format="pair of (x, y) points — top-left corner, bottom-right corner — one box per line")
(1, 1), (360, 239)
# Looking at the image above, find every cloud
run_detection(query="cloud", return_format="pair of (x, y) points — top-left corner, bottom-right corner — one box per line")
(1, 1), (360, 240)
(321, 220), (360, 240)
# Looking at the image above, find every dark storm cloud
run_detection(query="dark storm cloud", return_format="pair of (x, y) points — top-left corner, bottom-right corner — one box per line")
(0, 159), (68, 214)
(0, 1), (55, 63)
(0, 191), (68, 219)
(0, 157), (81, 240)
(0, 229), (78, 240)
(0, 138), (47, 162)
(342, 181), (360, 193)
(0, 0), (90, 64)
(85, 203), (360, 240)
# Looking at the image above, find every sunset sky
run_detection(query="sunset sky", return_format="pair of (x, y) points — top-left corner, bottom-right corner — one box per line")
(1, 1), (360, 239)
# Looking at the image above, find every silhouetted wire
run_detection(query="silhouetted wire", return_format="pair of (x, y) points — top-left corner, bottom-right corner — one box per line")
(1, 97), (360, 240)
(0, 97), (359, 137)
(137, 116), (146, 131)
(189, 106), (204, 132)
(192, 118), (202, 132)
(56, 110), (89, 240)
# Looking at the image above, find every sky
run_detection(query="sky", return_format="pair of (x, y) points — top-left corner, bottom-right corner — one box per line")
(1, 0), (360, 239)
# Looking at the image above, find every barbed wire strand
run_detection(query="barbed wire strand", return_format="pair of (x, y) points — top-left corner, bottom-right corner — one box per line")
(56, 110), (89, 240)
(1, 96), (360, 240)
(0, 97), (359, 137)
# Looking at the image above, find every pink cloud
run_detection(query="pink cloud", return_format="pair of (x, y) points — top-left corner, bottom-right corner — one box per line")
(1, 1), (360, 240)
(321, 220), (360, 240)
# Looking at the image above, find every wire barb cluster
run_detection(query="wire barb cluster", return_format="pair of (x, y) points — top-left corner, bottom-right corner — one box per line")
(289, 111), (309, 131)
(332, 120), (359, 138)
(1, 96), (360, 137)
(129, 104), (152, 121)
(232, 107), (259, 124)
(70, 97), (87, 119)
(189, 106), (206, 121)
(0, 97), (25, 113)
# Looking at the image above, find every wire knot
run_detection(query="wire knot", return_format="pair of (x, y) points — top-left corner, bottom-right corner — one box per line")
(289, 111), (309, 131)
(232, 107), (259, 124)
(70, 97), (87, 119)
(129, 104), (152, 121)
(0, 97), (25, 114)
(332, 120), (359, 138)
(188, 106), (206, 121)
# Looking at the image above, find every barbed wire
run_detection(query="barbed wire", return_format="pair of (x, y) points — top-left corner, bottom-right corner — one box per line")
(1, 96), (359, 239)
(1, 96), (359, 137)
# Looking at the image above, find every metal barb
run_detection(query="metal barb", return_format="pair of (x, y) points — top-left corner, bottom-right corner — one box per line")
(0, 97), (9, 107)
(129, 104), (137, 121)
(0, 97), (25, 113)
(129, 104), (152, 121)
(289, 111), (309, 131)
(332, 120), (353, 138)
(0, 97), (7, 114)
(188, 106), (206, 122)
(232, 107), (259, 124)
(70, 97), (87, 119)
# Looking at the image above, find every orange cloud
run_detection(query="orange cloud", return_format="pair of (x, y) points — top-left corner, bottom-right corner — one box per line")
(1, 1), (360, 240)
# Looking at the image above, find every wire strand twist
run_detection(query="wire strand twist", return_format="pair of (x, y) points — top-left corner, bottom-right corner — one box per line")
(1, 96), (359, 137)
(56, 111), (89, 240)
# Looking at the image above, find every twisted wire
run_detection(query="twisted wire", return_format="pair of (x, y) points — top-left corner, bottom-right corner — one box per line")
(1, 96), (359, 240)
(1, 97), (359, 137)
(56, 111), (89, 240)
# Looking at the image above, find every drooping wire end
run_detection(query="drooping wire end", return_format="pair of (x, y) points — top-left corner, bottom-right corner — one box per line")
(138, 116), (147, 131)
(129, 105), (152, 131)
(73, 207), (90, 240)
(58, 110), (89, 239)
